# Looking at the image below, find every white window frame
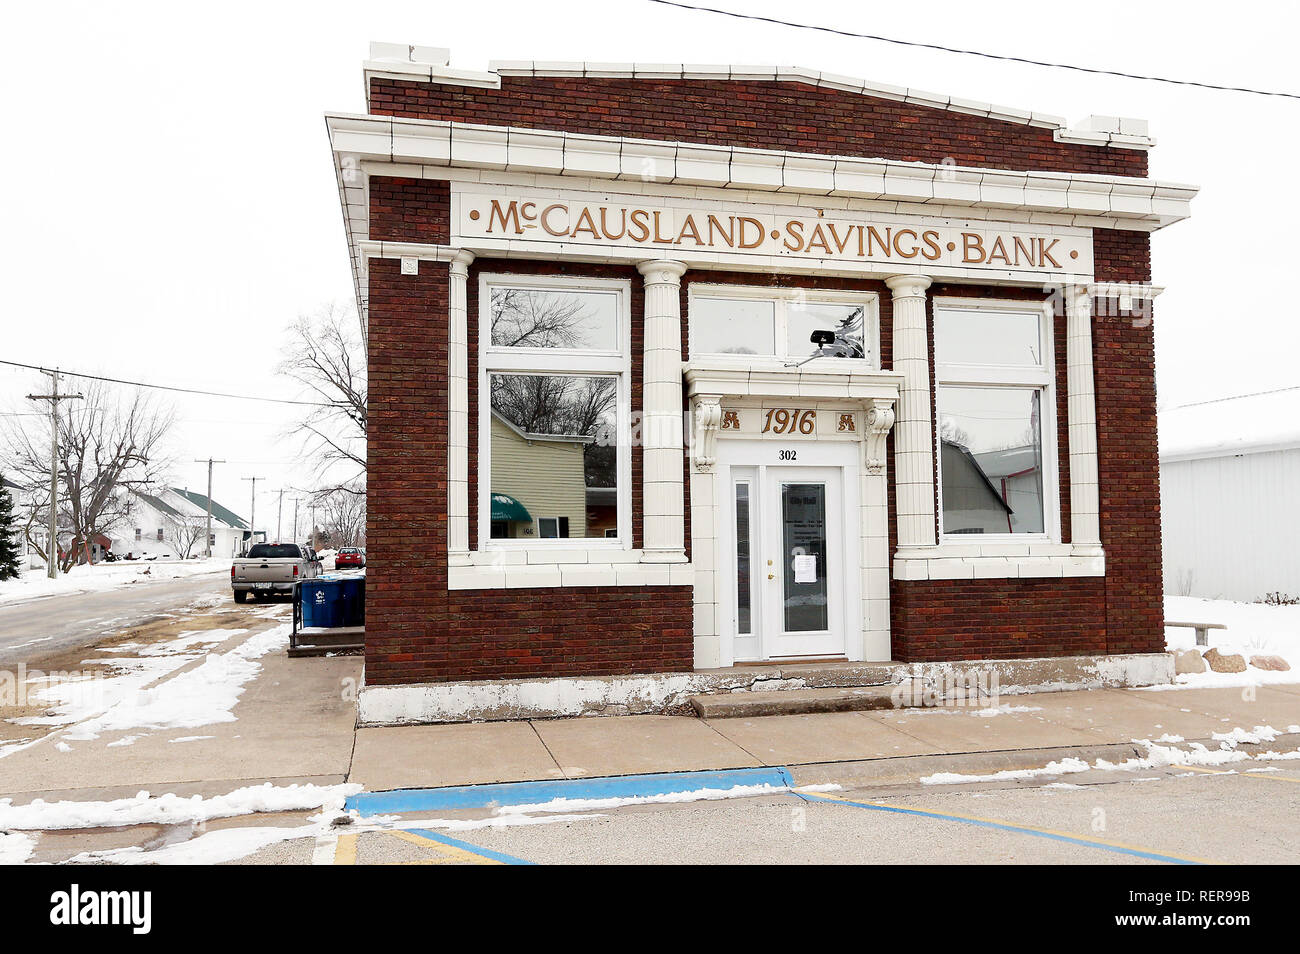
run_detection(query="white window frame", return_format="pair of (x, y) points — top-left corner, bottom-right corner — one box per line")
(933, 297), (1060, 544)
(687, 284), (881, 369)
(478, 273), (632, 552)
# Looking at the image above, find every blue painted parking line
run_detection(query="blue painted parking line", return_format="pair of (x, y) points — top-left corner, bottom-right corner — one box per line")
(405, 828), (535, 866)
(794, 790), (1209, 865)
(346, 766), (796, 815)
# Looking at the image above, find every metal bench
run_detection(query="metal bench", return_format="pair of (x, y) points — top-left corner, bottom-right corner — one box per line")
(1165, 621), (1227, 647)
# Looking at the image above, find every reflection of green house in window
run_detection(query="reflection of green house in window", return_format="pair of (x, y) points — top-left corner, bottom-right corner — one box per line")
(489, 411), (591, 539)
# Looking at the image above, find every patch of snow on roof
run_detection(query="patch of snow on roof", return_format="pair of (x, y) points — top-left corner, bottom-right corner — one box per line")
(1160, 389), (1300, 461)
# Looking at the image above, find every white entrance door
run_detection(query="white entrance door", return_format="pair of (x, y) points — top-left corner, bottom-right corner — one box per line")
(729, 464), (847, 660)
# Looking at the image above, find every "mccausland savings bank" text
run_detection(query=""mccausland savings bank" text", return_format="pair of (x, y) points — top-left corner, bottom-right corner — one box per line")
(459, 194), (1091, 275)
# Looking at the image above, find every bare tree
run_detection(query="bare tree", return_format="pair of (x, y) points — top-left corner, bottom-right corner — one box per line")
(312, 482), (366, 549)
(490, 288), (591, 348)
(164, 512), (206, 559)
(3, 381), (174, 570)
(279, 302), (367, 491)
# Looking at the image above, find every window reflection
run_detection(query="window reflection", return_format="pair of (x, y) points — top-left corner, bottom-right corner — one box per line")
(939, 386), (1045, 534)
(490, 288), (619, 351)
(788, 302), (866, 360)
(489, 373), (619, 540)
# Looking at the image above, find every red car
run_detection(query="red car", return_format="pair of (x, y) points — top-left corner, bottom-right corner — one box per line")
(335, 547), (366, 569)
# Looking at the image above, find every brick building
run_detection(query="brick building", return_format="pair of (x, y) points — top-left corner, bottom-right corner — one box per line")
(327, 43), (1194, 715)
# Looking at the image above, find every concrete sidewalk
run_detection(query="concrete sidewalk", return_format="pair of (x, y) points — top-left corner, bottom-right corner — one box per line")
(349, 683), (1300, 791)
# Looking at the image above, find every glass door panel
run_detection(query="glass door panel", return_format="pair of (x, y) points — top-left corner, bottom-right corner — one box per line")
(780, 482), (829, 633)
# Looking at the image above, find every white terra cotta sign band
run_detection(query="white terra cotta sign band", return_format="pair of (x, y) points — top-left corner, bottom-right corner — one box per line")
(454, 186), (1095, 280)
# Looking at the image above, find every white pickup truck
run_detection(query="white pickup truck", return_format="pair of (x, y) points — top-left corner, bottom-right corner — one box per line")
(231, 543), (320, 603)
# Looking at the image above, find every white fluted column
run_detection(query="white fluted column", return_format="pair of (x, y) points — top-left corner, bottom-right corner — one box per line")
(447, 250), (474, 564)
(637, 260), (688, 563)
(1065, 285), (1102, 552)
(886, 275), (936, 552)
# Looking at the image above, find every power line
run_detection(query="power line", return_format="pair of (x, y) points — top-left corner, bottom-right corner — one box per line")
(1161, 385), (1300, 412)
(0, 358), (338, 408)
(645, 0), (1300, 101)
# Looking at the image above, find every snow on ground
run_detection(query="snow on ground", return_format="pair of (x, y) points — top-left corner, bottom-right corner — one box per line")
(0, 781), (361, 831)
(3, 622), (288, 754)
(8, 628), (249, 736)
(59, 625), (289, 742)
(0, 558), (227, 606)
(1157, 594), (1300, 688)
(0, 831), (35, 864)
(921, 733), (1298, 784)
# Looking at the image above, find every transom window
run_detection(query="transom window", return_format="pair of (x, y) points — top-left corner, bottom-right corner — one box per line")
(689, 286), (879, 366)
(479, 275), (631, 548)
(935, 300), (1057, 539)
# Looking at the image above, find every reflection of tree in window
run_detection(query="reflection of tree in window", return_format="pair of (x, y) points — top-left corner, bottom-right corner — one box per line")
(491, 289), (606, 349)
(490, 374), (615, 438)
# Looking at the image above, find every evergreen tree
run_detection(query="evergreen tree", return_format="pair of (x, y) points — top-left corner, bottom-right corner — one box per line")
(0, 474), (20, 581)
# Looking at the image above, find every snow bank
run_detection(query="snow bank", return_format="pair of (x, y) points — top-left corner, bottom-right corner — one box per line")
(0, 559), (227, 606)
(0, 781), (361, 831)
(1158, 595), (1300, 688)
(0, 831), (35, 864)
(921, 757), (1092, 785)
(921, 733), (1297, 785)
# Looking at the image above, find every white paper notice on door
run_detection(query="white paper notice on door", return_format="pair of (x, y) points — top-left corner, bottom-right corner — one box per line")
(793, 554), (818, 584)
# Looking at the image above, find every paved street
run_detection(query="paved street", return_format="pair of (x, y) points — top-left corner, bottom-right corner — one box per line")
(295, 766), (1298, 866)
(0, 579), (1297, 866)
(0, 570), (231, 666)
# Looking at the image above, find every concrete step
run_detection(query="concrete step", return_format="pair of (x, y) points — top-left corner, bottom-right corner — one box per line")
(690, 685), (899, 719)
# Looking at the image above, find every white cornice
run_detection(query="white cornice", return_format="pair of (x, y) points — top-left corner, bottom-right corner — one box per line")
(327, 113), (1196, 323)
(327, 114), (1195, 229)
(361, 55), (1154, 151)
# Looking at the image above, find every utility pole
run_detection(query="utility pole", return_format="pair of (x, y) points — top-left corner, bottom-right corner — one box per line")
(309, 501), (318, 551)
(292, 497), (300, 546)
(193, 458), (225, 559)
(241, 476), (263, 554)
(26, 370), (83, 579)
(275, 489), (284, 543)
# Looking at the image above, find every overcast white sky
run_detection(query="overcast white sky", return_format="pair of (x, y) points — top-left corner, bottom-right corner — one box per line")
(2, 1), (1295, 530)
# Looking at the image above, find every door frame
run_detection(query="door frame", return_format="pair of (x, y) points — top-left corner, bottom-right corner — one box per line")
(716, 439), (862, 664)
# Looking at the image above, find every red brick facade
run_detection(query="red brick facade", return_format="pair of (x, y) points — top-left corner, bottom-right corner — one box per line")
(366, 256), (692, 685)
(368, 76), (1146, 178)
(360, 71), (1165, 684)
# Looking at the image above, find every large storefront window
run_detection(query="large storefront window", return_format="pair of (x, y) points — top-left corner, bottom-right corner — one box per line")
(689, 286), (878, 365)
(935, 301), (1055, 537)
(480, 277), (629, 547)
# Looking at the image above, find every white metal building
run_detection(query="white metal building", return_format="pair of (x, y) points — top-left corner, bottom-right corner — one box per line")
(1160, 391), (1300, 602)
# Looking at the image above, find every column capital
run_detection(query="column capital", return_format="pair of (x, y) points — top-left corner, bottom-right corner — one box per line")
(637, 259), (688, 284)
(448, 249), (475, 277)
(884, 274), (932, 299)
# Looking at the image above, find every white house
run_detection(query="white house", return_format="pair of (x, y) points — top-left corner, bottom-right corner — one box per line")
(1160, 391), (1300, 602)
(1, 476), (46, 570)
(110, 487), (260, 560)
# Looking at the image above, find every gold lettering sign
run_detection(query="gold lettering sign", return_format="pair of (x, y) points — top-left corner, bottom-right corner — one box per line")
(457, 188), (1093, 277)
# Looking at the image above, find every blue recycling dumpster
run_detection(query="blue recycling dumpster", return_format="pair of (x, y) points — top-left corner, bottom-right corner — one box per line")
(300, 578), (345, 628)
(299, 573), (366, 629)
(336, 575), (365, 626)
